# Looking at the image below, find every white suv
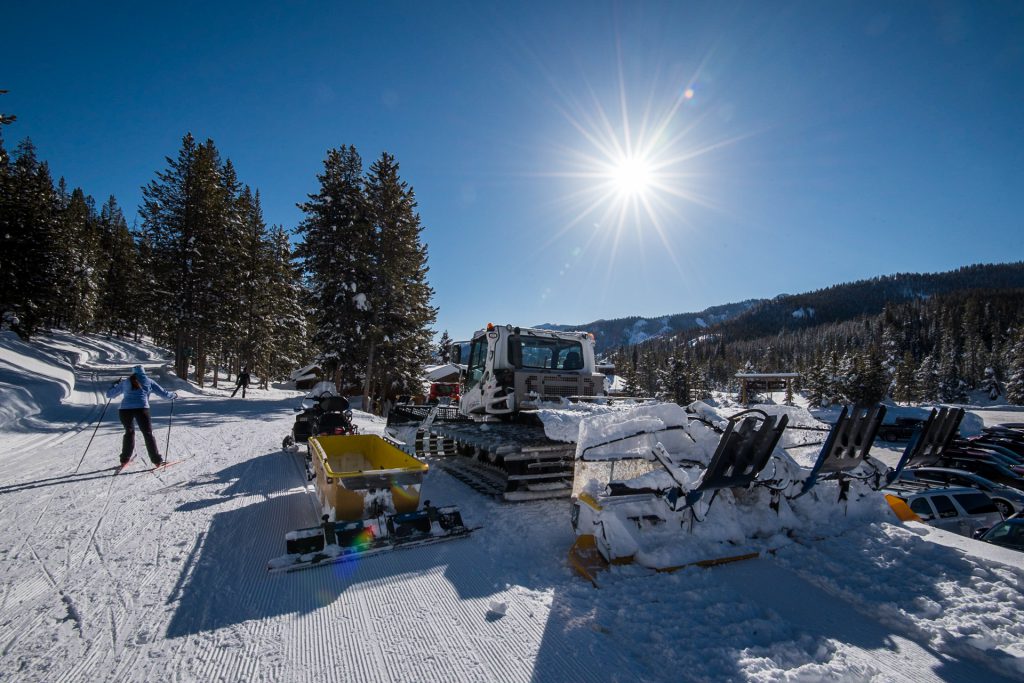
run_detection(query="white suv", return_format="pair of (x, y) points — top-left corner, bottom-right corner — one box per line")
(886, 485), (1004, 537)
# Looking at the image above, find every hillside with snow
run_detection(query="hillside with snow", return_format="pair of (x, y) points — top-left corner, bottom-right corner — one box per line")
(1, 330), (1024, 682)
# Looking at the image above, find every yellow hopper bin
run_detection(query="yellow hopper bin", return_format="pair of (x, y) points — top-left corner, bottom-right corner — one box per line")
(308, 434), (428, 521)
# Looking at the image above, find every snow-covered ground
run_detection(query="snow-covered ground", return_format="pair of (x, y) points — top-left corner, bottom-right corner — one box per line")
(1, 330), (1024, 682)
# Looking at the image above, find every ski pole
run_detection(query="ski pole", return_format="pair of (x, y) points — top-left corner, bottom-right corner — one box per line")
(75, 392), (114, 474)
(165, 398), (175, 459)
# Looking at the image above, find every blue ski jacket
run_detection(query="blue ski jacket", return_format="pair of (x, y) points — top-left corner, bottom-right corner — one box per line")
(107, 375), (177, 410)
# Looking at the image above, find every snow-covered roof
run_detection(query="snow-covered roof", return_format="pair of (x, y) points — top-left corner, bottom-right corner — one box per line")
(425, 364), (461, 381)
(290, 362), (321, 381)
(735, 372), (800, 379)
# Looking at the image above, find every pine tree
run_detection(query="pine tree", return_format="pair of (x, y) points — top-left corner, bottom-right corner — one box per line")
(892, 351), (917, 405)
(360, 152), (437, 410)
(235, 187), (271, 383)
(937, 337), (968, 403)
(262, 225), (308, 384)
(140, 133), (201, 378)
(804, 353), (828, 408)
(1005, 333), (1024, 405)
(849, 346), (887, 405)
(660, 351), (691, 405)
(96, 196), (140, 336)
(0, 140), (59, 336)
(823, 349), (844, 406)
(140, 135), (242, 383)
(52, 186), (102, 331)
(620, 354), (643, 397)
(295, 145), (374, 393)
(915, 354), (941, 403)
(437, 330), (453, 363)
(981, 366), (1001, 401)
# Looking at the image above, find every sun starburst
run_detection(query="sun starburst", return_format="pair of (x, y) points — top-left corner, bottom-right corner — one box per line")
(535, 47), (751, 287)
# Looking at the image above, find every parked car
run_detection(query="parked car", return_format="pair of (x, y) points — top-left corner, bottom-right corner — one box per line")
(946, 446), (1024, 475)
(884, 484), (1003, 537)
(968, 431), (1024, 456)
(973, 518), (1024, 552)
(896, 467), (1024, 518)
(941, 458), (1024, 492)
(878, 417), (926, 442)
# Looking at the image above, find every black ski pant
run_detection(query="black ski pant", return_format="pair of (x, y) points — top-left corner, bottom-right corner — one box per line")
(231, 384), (247, 398)
(119, 408), (161, 464)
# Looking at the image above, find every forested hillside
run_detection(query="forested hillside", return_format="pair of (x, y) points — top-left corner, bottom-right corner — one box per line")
(605, 266), (1024, 407)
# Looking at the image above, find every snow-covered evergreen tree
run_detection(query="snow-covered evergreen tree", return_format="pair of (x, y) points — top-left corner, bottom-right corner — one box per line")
(437, 330), (453, 363)
(295, 144), (372, 392)
(1005, 333), (1024, 405)
(892, 351), (917, 405)
(937, 338), (968, 403)
(660, 351), (691, 405)
(846, 346), (887, 405)
(47, 186), (99, 330)
(0, 140), (59, 336)
(96, 196), (140, 337)
(915, 354), (940, 403)
(981, 366), (1002, 401)
(361, 151), (437, 410)
(804, 353), (828, 408)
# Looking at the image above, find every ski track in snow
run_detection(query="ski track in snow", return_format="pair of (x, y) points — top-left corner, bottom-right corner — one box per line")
(1, 332), (1023, 681)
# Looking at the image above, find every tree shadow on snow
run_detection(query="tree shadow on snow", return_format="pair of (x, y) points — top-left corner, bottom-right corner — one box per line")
(156, 395), (297, 430)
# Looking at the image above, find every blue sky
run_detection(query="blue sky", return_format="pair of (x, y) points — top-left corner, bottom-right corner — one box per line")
(6, 1), (1024, 340)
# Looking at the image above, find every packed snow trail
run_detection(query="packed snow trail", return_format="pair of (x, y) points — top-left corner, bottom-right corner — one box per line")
(1, 331), (1023, 682)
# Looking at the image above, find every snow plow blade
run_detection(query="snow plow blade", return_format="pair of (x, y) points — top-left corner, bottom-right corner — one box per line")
(269, 505), (476, 573)
(568, 534), (610, 587)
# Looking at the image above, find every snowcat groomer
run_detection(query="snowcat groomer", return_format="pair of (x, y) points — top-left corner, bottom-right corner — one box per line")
(388, 324), (607, 501)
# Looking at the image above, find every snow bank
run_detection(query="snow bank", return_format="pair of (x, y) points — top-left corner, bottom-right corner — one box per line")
(0, 330), (77, 430)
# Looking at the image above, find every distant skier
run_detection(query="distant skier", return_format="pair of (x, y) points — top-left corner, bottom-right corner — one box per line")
(231, 367), (251, 398)
(107, 365), (177, 467)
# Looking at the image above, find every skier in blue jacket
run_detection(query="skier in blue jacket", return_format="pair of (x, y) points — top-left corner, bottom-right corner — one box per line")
(106, 365), (177, 466)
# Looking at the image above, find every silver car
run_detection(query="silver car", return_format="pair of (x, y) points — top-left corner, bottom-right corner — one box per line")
(896, 467), (1024, 518)
(885, 485), (1004, 537)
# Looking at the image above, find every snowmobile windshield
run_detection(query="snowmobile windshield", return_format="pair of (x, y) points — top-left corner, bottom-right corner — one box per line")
(509, 335), (584, 371)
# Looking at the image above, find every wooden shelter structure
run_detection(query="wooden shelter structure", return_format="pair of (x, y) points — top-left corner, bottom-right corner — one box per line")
(735, 372), (800, 405)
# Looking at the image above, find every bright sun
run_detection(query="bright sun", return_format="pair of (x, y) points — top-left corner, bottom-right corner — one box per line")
(539, 60), (746, 282)
(608, 155), (654, 198)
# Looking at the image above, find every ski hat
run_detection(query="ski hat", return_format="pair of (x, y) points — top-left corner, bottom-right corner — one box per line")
(132, 365), (147, 378)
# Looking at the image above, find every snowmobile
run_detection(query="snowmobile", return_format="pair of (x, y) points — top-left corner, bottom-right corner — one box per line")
(269, 433), (475, 573)
(387, 323), (607, 500)
(567, 402), (964, 585)
(282, 387), (358, 453)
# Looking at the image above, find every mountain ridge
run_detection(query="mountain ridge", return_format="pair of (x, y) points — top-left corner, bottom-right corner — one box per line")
(537, 261), (1024, 353)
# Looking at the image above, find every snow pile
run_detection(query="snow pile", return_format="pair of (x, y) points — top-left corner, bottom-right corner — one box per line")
(0, 330), (77, 430)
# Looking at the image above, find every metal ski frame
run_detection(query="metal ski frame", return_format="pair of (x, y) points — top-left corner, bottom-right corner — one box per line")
(890, 406), (966, 472)
(798, 404), (886, 497)
(674, 410), (789, 510)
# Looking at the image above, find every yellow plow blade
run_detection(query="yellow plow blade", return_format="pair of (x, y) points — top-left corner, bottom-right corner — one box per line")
(568, 535), (609, 587)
